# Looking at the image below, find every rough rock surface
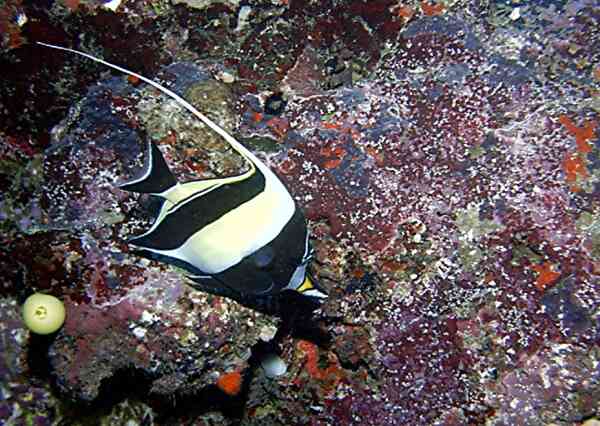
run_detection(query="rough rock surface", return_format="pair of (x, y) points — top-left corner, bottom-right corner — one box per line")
(1, 0), (599, 424)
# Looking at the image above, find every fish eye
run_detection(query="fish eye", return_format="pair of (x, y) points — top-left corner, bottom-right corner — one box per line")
(253, 246), (275, 268)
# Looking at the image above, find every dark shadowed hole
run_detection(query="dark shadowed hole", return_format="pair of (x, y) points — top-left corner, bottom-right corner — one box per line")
(55, 368), (154, 422)
(26, 333), (55, 380)
(264, 92), (286, 115)
(152, 382), (247, 424)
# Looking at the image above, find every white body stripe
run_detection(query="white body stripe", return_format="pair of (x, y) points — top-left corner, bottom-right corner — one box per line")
(141, 175), (294, 273)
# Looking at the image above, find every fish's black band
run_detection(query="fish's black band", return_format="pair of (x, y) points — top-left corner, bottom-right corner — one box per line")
(131, 167), (266, 250)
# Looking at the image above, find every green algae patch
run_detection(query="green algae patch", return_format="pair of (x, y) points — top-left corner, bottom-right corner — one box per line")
(455, 204), (504, 272)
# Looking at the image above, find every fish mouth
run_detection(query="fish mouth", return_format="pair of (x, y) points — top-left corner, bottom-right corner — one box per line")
(297, 274), (328, 299)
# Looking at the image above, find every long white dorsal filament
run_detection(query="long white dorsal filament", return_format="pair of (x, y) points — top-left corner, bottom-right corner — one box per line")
(36, 42), (257, 167)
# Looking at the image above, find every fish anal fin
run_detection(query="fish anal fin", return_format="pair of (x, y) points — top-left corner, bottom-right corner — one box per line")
(119, 141), (177, 195)
(124, 198), (173, 250)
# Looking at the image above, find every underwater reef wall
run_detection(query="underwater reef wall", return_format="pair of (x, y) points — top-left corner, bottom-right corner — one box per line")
(1, 0), (599, 425)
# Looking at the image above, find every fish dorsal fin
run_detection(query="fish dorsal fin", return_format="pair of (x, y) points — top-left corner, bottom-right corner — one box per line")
(118, 140), (254, 205)
(37, 43), (294, 208)
(119, 141), (177, 195)
(39, 42), (298, 261)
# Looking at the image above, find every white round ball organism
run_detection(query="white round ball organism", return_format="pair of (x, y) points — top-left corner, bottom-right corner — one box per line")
(260, 353), (287, 378)
(22, 293), (66, 335)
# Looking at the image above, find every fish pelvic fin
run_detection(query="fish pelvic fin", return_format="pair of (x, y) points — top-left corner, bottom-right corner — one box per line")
(119, 141), (177, 195)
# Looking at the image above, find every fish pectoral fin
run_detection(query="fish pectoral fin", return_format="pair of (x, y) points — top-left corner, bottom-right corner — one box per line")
(253, 281), (275, 295)
(119, 141), (177, 195)
(188, 273), (241, 293)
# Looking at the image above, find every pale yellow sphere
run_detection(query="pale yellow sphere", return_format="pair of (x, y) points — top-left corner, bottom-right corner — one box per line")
(22, 293), (66, 335)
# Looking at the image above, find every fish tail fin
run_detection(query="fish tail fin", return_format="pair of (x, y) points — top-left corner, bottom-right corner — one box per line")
(119, 141), (177, 194)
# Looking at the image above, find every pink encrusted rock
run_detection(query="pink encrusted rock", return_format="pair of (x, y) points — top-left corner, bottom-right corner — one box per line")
(238, 8), (600, 425)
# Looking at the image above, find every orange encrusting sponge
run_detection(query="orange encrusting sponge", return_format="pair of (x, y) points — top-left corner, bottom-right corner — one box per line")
(216, 371), (242, 396)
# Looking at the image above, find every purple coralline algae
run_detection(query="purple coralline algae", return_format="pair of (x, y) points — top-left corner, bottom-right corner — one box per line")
(1, 0), (600, 424)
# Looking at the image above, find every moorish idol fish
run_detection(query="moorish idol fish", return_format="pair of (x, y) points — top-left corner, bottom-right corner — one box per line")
(37, 42), (327, 300)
